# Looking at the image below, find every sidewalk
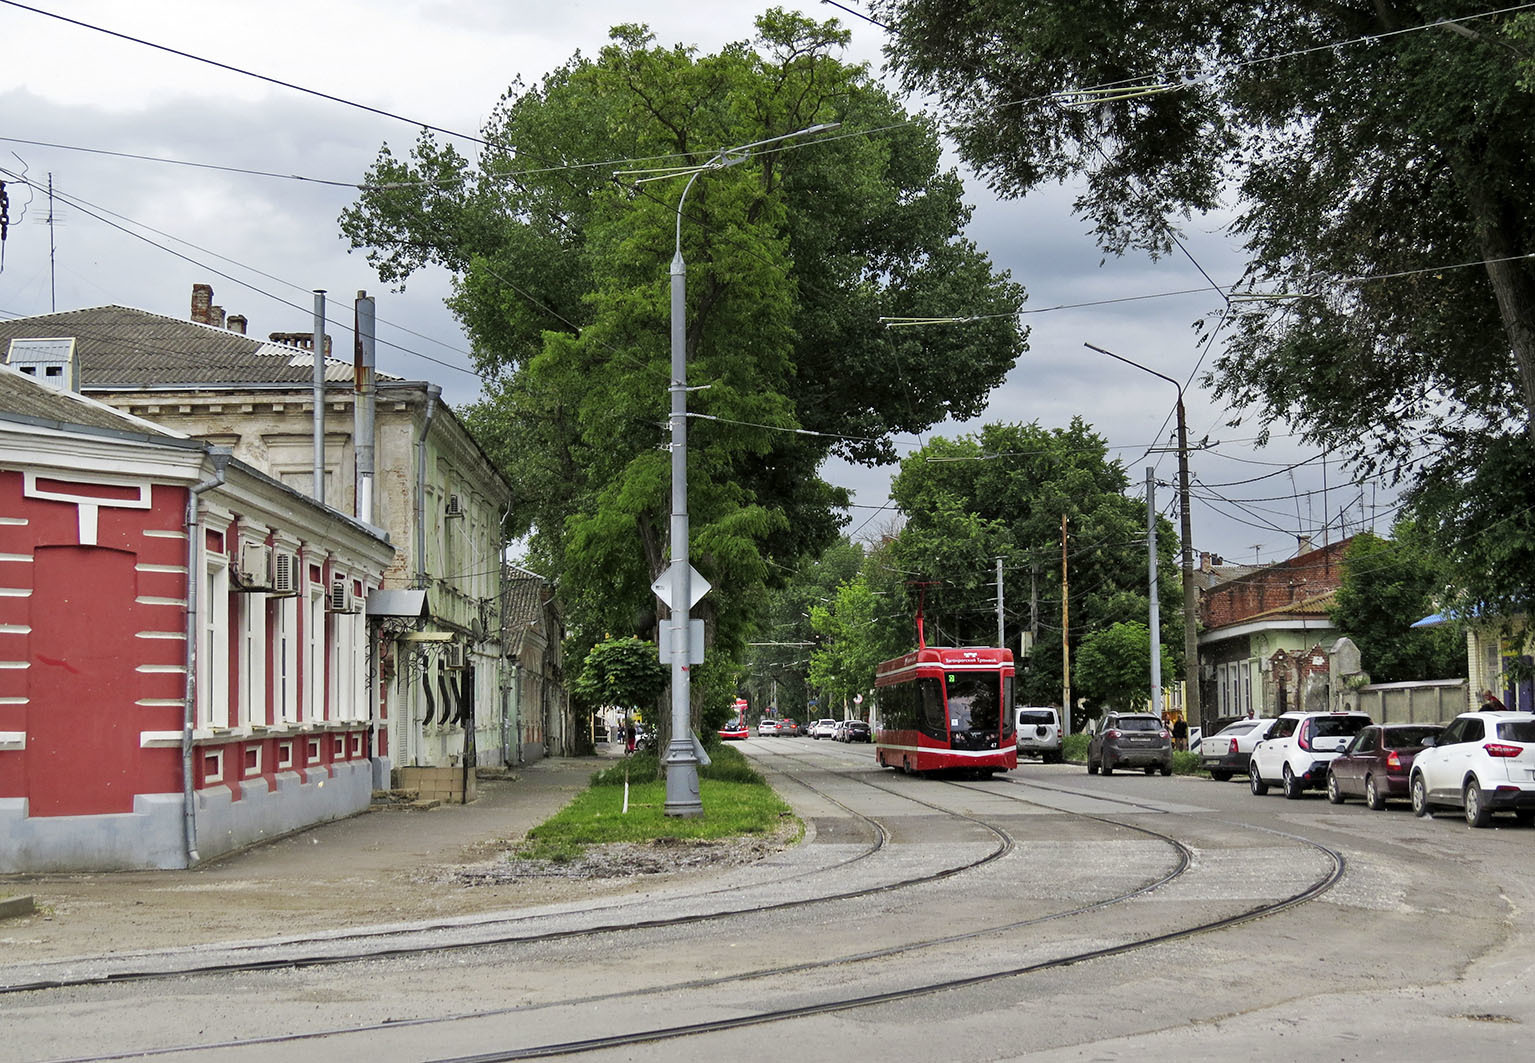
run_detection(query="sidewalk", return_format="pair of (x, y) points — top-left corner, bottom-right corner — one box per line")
(0, 754), (621, 962)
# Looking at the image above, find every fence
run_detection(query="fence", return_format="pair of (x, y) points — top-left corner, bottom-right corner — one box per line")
(1352, 679), (1468, 724)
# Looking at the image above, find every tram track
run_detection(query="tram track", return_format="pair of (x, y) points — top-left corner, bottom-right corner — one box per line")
(10, 746), (1345, 1063)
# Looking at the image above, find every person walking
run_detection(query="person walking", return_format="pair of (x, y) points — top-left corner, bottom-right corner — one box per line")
(624, 716), (637, 755)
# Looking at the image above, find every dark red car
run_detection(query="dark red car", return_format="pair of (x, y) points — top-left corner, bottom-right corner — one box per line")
(1326, 723), (1444, 810)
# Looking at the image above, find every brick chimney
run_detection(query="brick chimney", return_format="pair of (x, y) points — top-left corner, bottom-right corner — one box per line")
(269, 331), (332, 357)
(209, 305), (226, 329)
(227, 314), (247, 335)
(190, 283), (214, 325)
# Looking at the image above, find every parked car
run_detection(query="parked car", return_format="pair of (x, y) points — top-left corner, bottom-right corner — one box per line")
(1249, 710), (1373, 799)
(779, 718), (804, 737)
(1087, 712), (1173, 776)
(1410, 710), (1535, 827)
(757, 718), (782, 737)
(1199, 717), (1278, 781)
(1326, 723), (1443, 809)
(841, 719), (872, 743)
(1015, 707), (1064, 763)
(810, 719), (839, 739)
(717, 718), (749, 741)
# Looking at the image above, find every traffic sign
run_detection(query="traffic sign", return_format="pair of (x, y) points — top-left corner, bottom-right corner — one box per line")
(651, 562), (710, 609)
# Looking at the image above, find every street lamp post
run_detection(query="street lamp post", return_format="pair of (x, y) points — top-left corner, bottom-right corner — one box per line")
(1083, 343), (1203, 736)
(657, 123), (839, 817)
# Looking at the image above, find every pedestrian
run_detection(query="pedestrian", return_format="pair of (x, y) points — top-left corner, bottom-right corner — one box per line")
(1172, 713), (1188, 752)
(1481, 689), (1508, 711)
(624, 716), (637, 755)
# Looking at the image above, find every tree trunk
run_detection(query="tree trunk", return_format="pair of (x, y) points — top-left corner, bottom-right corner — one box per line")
(1462, 176), (1535, 436)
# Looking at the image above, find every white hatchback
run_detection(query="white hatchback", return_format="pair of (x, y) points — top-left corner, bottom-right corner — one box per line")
(1410, 710), (1535, 827)
(1250, 710), (1373, 799)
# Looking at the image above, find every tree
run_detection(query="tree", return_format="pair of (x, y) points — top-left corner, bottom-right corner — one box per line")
(1075, 622), (1175, 713)
(806, 554), (912, 716)
(745, 539), (866, 718)
(885, 420), (1182, 705)
(1329, 526), (1464, 683)
(873, 1), (1535, 610)
(572, 637), (668, 714)
(343, 10), (1026, 676)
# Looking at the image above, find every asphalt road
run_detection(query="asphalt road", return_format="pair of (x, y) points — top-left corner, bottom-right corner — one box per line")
(6, 739), (1534, 1061)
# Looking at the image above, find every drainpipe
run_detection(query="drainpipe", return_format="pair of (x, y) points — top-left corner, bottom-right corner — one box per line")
(354, 291), (376, 524)
(414, 385), (441, 589)
(182, 448), (231, 868)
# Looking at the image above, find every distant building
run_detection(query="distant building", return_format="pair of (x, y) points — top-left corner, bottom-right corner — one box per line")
(0, 288), (543, 785)
(1198, 538), (1352, 717)
(0, 363), (393, 871)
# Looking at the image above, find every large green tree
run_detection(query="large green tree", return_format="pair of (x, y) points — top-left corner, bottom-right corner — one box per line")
(885, 420), (1182, 707)
(1329, 526), (1464, 683)
(873, 1), (1535, 611)
(344, 9), (1025, 674)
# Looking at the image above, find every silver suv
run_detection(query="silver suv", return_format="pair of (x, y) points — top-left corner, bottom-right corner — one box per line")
(1249, 710), (1372, 799)
(1016, 707), (1064, 763)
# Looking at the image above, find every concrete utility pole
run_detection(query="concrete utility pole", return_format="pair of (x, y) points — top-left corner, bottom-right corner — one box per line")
(1061, 514), (1071, 733)
(1084, 343), (1202, 733)
(1147, 467), (1161, 715)
(995, 556), (1005, 648)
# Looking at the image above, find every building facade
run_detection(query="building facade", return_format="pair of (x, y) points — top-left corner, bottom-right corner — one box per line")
(0, 366), (393, 871)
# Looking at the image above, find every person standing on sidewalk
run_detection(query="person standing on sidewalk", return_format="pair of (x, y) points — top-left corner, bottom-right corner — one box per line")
(624, 716), (637, 755)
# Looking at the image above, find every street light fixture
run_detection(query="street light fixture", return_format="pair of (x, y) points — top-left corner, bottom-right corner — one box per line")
(651, 123), (840, 817)
(1083, 342), (1203, 735)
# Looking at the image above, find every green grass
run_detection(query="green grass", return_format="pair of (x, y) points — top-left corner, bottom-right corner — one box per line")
(516, 744), (797, 862)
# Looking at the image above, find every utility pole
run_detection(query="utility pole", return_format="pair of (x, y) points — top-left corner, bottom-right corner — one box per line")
(1147, 467), (1161, 717)
(1061, 514), (1071, 734)
(995, 556), (1005, 648)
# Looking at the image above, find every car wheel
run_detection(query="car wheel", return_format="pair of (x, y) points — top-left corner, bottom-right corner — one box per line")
(1326, 769), (1345, 804)
(1365, 774), (1387, 811)
(1282, 764), (1302, 800)
(1144, 765), (1156, 775)
(1465, 780), (1493, 828)
(1516, 808), (1535, 827)
(1411, 772), (1432, 818)
(1102, 758), (1114, 776)
(1249, 761), (1269, 796)
(1160, 762), (1173, 777)
(1210, 770), (1231, 782)
(1087, 757), (1098, 775)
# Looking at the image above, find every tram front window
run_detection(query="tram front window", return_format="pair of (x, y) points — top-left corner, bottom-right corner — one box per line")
(946, 672), (1002, 748)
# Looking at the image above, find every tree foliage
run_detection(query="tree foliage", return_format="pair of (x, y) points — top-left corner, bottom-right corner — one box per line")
(1330, 527), (1465, 683)
(343, 9), (1025, 677)
(873, 0), (1535, 609)
(806, 545), (912, 715)
(1075, 621), (1175, 712)
(885, 420), (1182, 707)
(572, 636), (668, 711)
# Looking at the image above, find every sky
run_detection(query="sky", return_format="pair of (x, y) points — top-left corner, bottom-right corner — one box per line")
(0, 0), (1397, 569)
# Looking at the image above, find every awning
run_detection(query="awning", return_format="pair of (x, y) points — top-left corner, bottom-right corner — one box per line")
(366, 588), (429, 619)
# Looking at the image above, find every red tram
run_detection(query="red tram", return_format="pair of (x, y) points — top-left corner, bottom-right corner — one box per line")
(874, 645), (1017, 775)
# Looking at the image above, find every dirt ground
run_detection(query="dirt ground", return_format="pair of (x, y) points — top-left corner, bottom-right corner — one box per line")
(0, 755), (791, 963)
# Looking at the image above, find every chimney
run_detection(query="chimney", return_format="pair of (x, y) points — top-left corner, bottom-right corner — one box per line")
(190, 283), (214, 325)
(209, 305), (226, 329)
(227, 314), (247, 335)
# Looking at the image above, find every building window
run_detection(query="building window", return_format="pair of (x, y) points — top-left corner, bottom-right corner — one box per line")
(237, 589), (266, 727)
(201, 550), (230, 729)
(308, 581), (326, 722)
(272, 594), (299, 725)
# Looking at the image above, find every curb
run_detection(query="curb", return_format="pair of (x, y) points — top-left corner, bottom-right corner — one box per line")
(0, 895), (36, 921)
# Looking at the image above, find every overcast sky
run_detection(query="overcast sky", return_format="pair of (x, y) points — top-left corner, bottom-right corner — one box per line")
(0, 0), (1396, 567)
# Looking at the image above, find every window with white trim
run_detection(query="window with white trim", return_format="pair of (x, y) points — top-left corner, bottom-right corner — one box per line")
(272, 594), (299, 725)
(200, 549), (230, 729)
(237, 586), (265, 727)
(307, 580), (326, 722)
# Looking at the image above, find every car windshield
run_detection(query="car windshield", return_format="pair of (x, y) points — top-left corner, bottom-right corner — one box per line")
(1018, 711), (1055, 725)
(1496, 721), (1535, 742)
(1383, 726), (1440, 749)
(1116, 717), (1161, 732)
(1313, 716), (1369, 738)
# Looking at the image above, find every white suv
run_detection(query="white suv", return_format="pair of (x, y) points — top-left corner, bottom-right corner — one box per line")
(1015, 707), (1064, 763)
(1249, 710), (1372, 800)
(809, 719), (839, 739)
(1410, 710), (1535, 827)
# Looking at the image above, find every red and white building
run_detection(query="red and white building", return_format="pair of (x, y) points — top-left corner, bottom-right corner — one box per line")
(0, 363), (393, 871)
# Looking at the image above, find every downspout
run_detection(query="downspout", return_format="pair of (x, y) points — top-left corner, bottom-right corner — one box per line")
(182, 448), (231, 868)
(414, 385), (441, 589)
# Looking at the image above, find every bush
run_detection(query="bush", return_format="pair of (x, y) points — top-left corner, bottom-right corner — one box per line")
(588, 742), (765, 787)
(1062, 733), (1090, 763)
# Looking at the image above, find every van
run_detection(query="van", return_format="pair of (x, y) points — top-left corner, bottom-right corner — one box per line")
(1016, 706), (1064, 762)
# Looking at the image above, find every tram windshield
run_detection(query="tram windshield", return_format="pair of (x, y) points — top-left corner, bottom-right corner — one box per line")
(946, 672), (1002, 732)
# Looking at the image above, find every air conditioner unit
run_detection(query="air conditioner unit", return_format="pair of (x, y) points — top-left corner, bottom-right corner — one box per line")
(234, 542), (273, 591)
(271, 550), (299, 596)
(445, 493), (464, 518)
(327, 577), (360, 614)
(445, 642), (467, 669)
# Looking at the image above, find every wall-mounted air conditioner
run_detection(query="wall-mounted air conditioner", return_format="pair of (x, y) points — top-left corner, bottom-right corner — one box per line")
(327, 577), (360, 614)
(445, 493), (464, 518)
(234, 541), (274, 591)
(272, 550), (299, 596)
(445, 641), (467, 669)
